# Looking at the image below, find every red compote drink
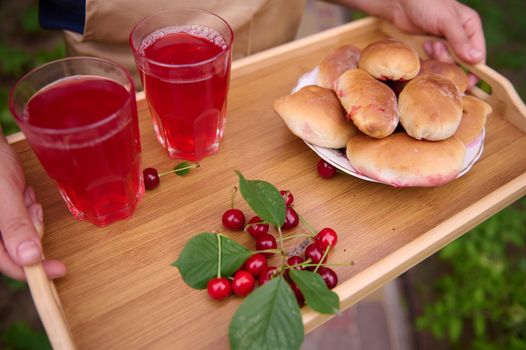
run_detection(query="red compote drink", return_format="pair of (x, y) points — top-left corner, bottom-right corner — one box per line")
(131, 10), (233, 161)
(139, 25), (230, 161)
(22, 75), (143, 226)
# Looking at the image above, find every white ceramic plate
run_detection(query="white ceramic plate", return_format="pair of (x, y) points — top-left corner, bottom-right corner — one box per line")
(293, 66), (485, 185)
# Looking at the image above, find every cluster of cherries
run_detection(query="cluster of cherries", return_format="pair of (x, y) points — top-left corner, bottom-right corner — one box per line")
(207, 188), (339, 305)
(146, 159), (337, 302)
(221, 190), (299, 250)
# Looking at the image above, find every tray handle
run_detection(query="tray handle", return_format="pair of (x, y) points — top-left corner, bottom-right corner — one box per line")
(24, 218), (76, 350)
(378, 20), (526, 133)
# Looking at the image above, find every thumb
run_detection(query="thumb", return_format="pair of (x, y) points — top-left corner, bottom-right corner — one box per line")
(0, 188), (43, 267)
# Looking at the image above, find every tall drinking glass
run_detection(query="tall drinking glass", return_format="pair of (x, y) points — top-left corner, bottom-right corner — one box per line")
(9, 57), (143, 227)
(130, 8), (234, 161)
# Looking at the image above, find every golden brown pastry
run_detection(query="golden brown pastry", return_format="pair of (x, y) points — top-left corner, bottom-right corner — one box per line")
(273, 85), (356, 148)
(346, 132), (466, 187)
(334, 68), (399, 138)
(317, 45), (361, 89)
(398, 74), (463, 141)
(358, 39), (420, 81)
(419, 59), (469, 93)
(454, 95), (492, 146)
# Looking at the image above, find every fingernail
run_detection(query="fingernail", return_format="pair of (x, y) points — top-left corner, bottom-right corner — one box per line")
(423, 41), (432, 54)
(28, 187), (36, 202)
(24, 187), (36, 205)
(469, 48), (482, 60)
(35, 205), (43, 223)
(17, 240), (41, 265)
(49, 269), (66, 279)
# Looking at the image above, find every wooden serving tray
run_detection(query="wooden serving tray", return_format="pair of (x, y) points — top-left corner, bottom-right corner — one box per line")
(8, 17), (526, 349)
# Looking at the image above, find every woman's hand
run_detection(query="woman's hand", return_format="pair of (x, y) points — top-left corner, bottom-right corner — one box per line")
(340, 0), (484, 87)
(390, 0), (485, 65)
(0, 135), (66, 280)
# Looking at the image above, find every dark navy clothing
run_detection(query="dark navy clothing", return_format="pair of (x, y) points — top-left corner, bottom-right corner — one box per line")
(39, 0), (86, 34)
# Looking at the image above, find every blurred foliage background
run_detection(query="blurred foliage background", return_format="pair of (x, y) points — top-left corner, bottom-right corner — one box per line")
(0, 0), (524, 349)
(415, 197), (526, 350)
(464, 0), (526, 97)
(0, 0), (65, 135)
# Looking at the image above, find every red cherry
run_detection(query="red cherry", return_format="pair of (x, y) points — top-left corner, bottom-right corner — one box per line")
(289, 281), (305, 306)
(207, 277), (231, 300)
(234, 264), (245, 275)
(305, 243), (327, 266)
(316, 267), (338, 289)
(258, 266), (278, 286)
(256, 233), (277, 256)
(244, 254), (267, 277)
(246, 216), (270, 238)
(317, 159), (337, 178)
(232, 270), (256, 297)
(315, 228), (338, 250)
(285, 255), (304, 282)
(281, 207), (299, 230)
(222, 209), (246, 231)
(287, 255), (304, 270)
(280, 190), (294, 206)
(143, 167), (160, 190)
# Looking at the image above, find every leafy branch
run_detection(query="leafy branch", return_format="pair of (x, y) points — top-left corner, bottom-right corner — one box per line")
(172, 171), (341, 350)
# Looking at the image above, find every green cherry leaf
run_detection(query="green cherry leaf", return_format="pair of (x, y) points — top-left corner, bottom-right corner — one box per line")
(235, 170), (286, 227)
(289, 269), (340, 314)
(229, 276), (304, 350)
(172, 233), (251, 289)
(173, 161), (197, 176)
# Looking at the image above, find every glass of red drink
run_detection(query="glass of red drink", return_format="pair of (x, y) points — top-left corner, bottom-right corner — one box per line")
(9, 57), (143, 227)
(130, 8), (233, 161)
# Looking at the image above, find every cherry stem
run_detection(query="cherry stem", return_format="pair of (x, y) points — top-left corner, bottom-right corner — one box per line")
(302, 261), (355, 268)
(253, 249), (284, 255)
(230, 186), (238, 209)
(314, 244), (331, 273)
(158, 163), (200, 177)
(277, 226), (285, 266)
(297, 211), (317, 236)
(281, 233), (313, 241)
(216, 234), (222, 278)
(244, 220), (269, 229)
(285, 258), (312, 270)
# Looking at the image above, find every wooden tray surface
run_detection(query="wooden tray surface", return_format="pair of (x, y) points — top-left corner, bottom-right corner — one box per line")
(10, 18), (526, 349)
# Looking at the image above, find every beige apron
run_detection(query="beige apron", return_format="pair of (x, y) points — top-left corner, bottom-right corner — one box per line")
(64, 0), (306, 81)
